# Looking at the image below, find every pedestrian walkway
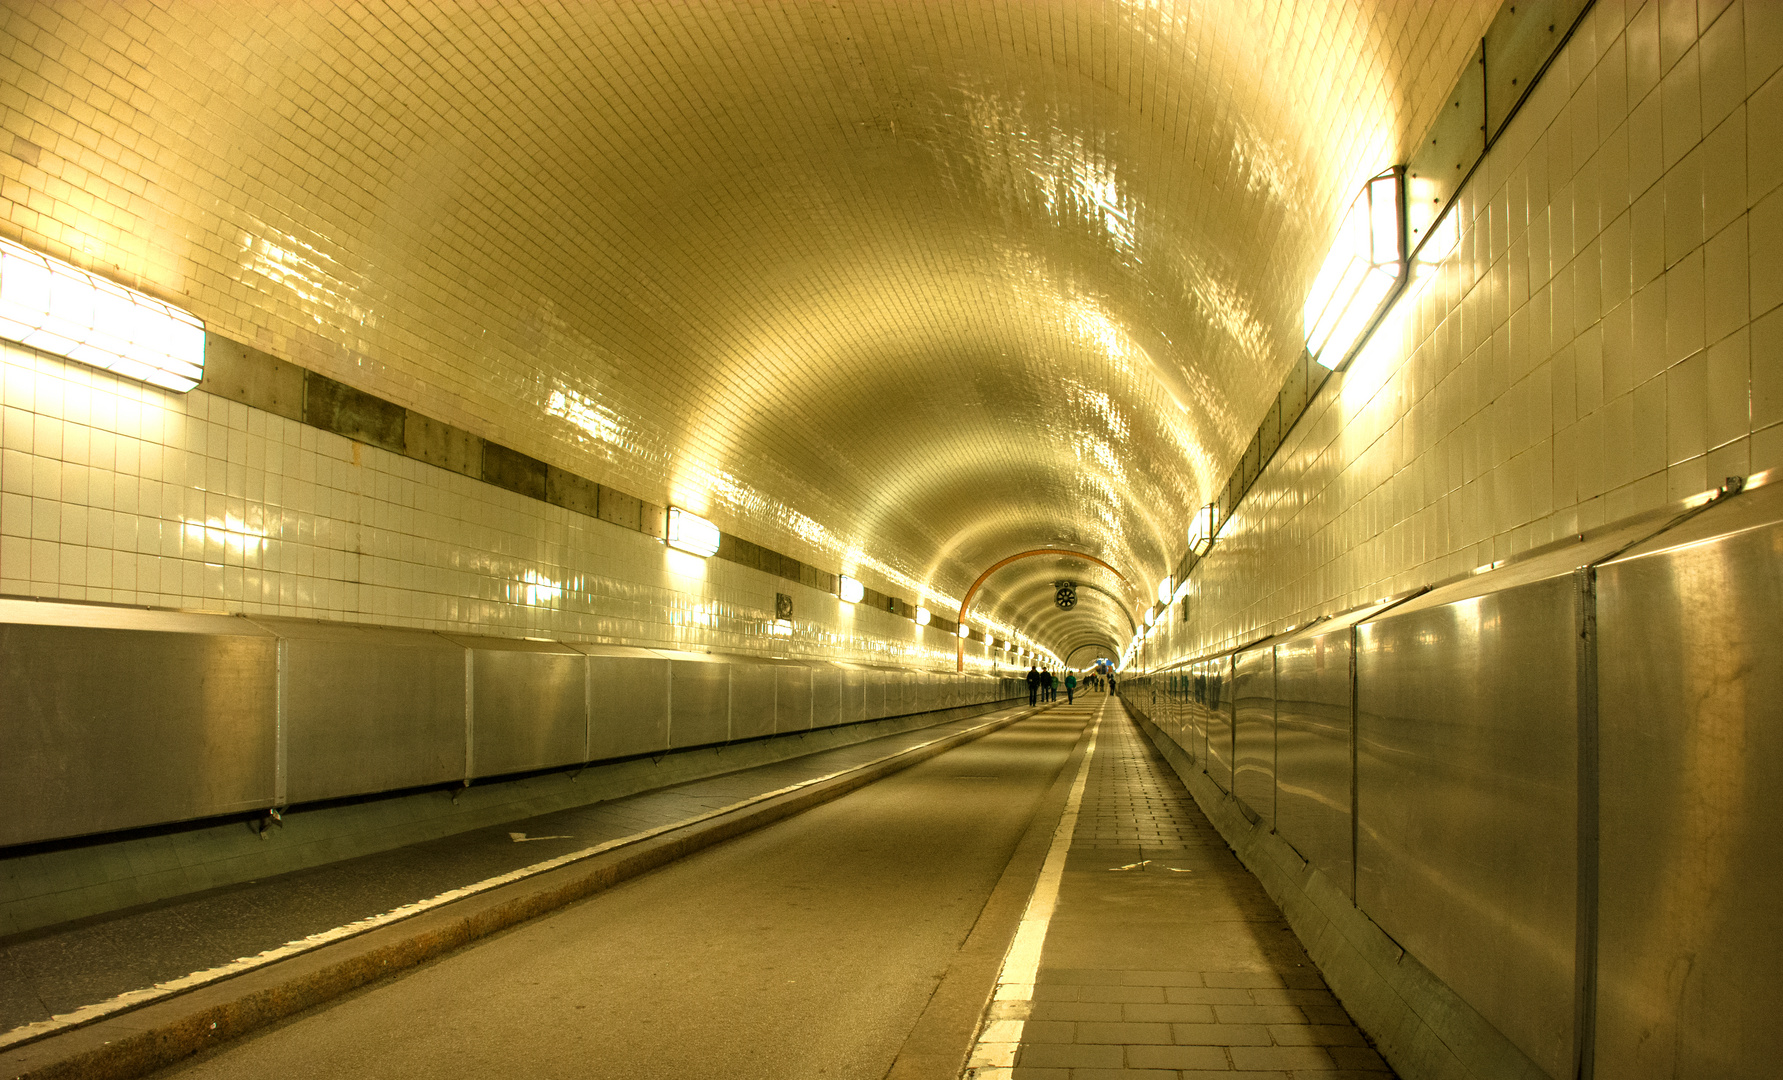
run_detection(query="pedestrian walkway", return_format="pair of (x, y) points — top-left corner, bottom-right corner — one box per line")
(975, 698), (1393, 1078)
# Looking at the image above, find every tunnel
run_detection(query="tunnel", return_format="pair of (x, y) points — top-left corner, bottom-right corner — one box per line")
(0, 1), (1779, 1078)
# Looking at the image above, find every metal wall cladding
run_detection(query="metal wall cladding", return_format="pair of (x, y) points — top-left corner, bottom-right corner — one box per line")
(774, 663), (813, 732)
(1592, 482), (1783, 1079)
(0, 604), (278, 847)
(841, 667), (867, 724)
(667, 654), (730, 748)
(1186, 665), (1206, 766)
(728, 660), (777, 741)
(811, 664), (843, 728)
(1231, 647), (1276, 826)
(866, 669), (891, 720)
(1204, 656), (1234, 792)
(453, 636), (587, 779)
(1354, 570), (1580, 1080)
(0, 591), (1021, 850)
(1273, 624), (1357, 900)
(1163, 670), (1183, 743)
(271, 619), (468, 803)
(908, 674), (934, 714)
(578, 646), (670, 761)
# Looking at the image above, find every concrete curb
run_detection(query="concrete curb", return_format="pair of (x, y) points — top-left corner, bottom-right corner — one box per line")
(885, 703), (1099, 1080)
(2, 705), (1050, 1080)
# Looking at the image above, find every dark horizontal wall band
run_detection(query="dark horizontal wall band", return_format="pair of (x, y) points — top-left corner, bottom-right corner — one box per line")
(198, 333), (950, 632)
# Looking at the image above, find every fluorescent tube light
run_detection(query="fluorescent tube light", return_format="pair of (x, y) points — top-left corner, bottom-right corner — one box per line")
(665, 507), (721, 557)
(1303, 169), (1404, 370)
(838, 575), (864, 603)
(0, 237), (206, 392)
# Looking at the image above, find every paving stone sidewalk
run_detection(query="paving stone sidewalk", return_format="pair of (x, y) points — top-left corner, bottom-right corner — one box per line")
(1009, 701), (1394, 1079)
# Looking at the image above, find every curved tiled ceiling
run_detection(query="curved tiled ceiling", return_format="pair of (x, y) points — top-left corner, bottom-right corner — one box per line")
(0, 0), (1495, 658)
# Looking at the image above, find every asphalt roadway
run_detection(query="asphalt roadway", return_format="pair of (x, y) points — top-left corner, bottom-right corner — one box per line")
(152, 705), (1098, 1079)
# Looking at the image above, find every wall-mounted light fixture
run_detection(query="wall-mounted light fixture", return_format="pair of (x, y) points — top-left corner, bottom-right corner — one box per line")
(915, 606), (932, 626)
(0, 237), (206, 392)
(838, 575), (865, 604)
(1187, 504), (1217, 556)
(1144, 607), (1156, 627)
(1156, 575), (1174, 604)
(957, 624), (970, 639)
(666, 507), (721, 557)
(1304, 168), (1405, 371)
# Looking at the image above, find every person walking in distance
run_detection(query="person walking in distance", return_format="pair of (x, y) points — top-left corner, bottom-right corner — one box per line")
(1026, 664), (1041, 706)
(1065, 670), (1077, 704)
(1042, 668), (1055, 702)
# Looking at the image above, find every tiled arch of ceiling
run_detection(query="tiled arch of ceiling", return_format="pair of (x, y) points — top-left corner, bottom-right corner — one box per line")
(972, 556), (1140, 653)
(0, 0), (1494, 659)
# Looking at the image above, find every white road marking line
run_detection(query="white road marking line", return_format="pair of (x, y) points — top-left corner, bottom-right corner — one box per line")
(508, 832), (575, 842)
(962, 700), (1104, 1079)
(1, 707), (1037, 1053)
(1109, 860), (1150, 871)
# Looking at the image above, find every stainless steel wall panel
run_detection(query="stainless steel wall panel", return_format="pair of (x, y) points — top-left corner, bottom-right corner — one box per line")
(448, 636), (586, 779)
(728, 659), (776, 741)
(576, 645), (669, 760)
(1185, 663), (1205, 766)
(1273, 624), (1356, 899)
(841, 667), (866, 723)
(1592, 479), (1783, 1078)
(1165, 667), (1184, 758)
(666, 654), (730, 748)
(910, 675), (933, 713)
(1354, 576), (1579, 1080)
(774, 663), (813, 732)
(864, 669), (889, 720)
(0, 602), (277, 847)
(1204, 656), (1233, 792)
(268, 620), (467, 803)
(1232, 647), (1276, 825)
(812, 664), (843, 728)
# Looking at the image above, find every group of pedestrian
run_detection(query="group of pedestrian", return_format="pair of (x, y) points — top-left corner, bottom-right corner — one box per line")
(1026, 665), (1084, 705)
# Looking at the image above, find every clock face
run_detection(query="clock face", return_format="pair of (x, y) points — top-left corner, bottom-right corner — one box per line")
(1055, 584), (1077, 610)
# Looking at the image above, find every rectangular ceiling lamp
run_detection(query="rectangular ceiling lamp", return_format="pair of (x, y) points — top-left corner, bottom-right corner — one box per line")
(0, 237), (205, 392)
(665, 507), (721, 557)
(1303, 168), (1405, 370)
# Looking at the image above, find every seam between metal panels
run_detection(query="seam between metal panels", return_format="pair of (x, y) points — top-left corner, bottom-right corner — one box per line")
(1564, 475), (1747, 1080)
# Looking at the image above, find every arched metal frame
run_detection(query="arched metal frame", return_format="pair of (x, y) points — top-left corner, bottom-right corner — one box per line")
(956, 548), (1133, 671)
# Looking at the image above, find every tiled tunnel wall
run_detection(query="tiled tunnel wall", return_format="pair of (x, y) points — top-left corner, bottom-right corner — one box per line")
(0, 335), (1009, 672)
(1158, 0), (1780, 662)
